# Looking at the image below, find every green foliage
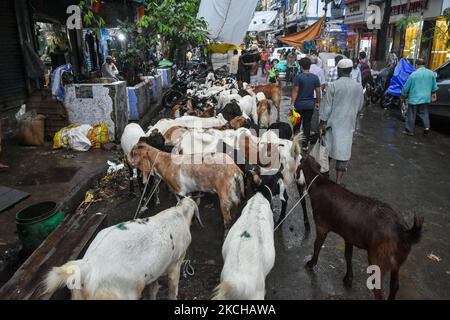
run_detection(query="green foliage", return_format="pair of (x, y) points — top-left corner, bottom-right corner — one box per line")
(395, 16), (420, 29)
(77, 0), (209, 81)
(139, 0), (209, 59)
(79, 0), (105, 28)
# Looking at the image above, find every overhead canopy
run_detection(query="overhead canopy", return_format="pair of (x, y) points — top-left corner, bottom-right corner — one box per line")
(208, 43), (242, 54)
(248, 11), (278, 32)
(277, 17), (325, 48)
(197, 0), (259, 46)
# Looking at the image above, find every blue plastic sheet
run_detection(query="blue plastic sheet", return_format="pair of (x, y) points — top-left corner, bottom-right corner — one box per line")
(386, 59), (415, 97)
(127, 88), (139, 121)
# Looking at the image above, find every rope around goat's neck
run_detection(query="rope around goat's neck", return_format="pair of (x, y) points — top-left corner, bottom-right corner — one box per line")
(133, 151), (161, 219)
(273, 173), (320, 232)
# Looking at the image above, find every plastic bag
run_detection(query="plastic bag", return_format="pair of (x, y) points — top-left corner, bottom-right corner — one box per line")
(65, 125), (93, 151)
(289, 109), (301, 130)
(53, 124), (93, 151)
(87, 123), (108, 149)
(53, 124), (80, 149)
(15, 104), (26, 121)
(310, 138), (329, 173)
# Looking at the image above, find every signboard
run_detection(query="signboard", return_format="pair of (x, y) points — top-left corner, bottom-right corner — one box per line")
(391, 0), (428, 16)
(344, 0), (367, 25)
(331, 0), (345, 18)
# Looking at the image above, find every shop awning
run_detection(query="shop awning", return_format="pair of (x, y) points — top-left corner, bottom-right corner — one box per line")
(248, 11), (278, 32)
(277, 17), (325, 48)
(197, 0), (259, 46)
(207, 43), (242, 54)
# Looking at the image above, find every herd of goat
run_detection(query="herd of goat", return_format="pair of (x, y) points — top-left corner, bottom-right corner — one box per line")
(43, 73), (423, 300)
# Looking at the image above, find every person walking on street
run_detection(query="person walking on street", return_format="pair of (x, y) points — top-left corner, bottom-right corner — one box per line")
(230, 49), (239, 80)
(266, 60), (279, 84)
(326, 55), (343, 88)
(237, 50), (252, 87)
(351, 58), (362, 84)
(287, 48), (298, 82)
(291, 57), (321, 151)
(319, 58), (364, 185)
(261, 50), (268, 75)
(359, 51), (371, 68)
(401, 59), (438, 136)
(310, 49), (323, 69)
(310, 56), (325, 87)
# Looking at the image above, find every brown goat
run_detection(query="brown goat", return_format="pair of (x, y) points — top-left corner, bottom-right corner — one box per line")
(128, 142), (244, 229)
(163, 126), (188, 146)
(298, 155), (423, 300)
(199, 104), (215, 118)
(257, 99), (271, 127)
(252, 84), (281, 120)
(237, 133), (279, 169)
(170, 104), (184, 118)
(212, 116), (249, 130)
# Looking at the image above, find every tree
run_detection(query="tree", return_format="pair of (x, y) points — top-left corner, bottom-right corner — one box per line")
(139, 0), (209, 63)
(375, 0), (392, 62)
(78, 0), (209, 83)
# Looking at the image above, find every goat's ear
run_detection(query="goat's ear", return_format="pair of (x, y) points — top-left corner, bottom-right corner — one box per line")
(252, 171), (262, 186)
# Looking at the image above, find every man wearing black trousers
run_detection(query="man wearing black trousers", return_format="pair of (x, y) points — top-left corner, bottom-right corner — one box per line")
(291, 57), (321, 151)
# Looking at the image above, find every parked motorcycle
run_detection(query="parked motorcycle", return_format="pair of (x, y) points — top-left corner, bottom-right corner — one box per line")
(161, 69), (190, 109)
(379, 59), (415, 120)
(370, 64), (395, 104)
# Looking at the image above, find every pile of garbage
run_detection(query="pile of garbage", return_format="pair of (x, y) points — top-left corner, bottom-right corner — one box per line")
(53, 123), (108, 152)
(77, 158), (129, 214)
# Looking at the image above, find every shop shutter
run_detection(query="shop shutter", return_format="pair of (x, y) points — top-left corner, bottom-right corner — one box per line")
(0, 0), (27, 112)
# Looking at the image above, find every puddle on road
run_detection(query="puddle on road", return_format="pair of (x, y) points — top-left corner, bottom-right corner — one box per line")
(18, 166), (80, 186)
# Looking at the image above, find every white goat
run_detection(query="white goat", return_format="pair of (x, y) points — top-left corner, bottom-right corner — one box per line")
(217, 92), (242, 110)
(120, 123), (146, 156)
(213, 192), (275, 300)
(42, 197), (200, 300)
(255, 92), (266, 103)
(239, 95), (258, 124)
(173, 130), (222, 154)
(205, 72), (215, 88)
(258, 130), (302, 185)
(148, 114), (227, 135)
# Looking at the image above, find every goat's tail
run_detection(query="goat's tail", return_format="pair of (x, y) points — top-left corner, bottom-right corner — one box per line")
(211, 281), (243, 300)
(406, 215), (424, 245)
(40, 260), (84, 297)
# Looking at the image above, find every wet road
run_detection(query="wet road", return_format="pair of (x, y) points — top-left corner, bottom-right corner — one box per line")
(92, 82), (450, 300)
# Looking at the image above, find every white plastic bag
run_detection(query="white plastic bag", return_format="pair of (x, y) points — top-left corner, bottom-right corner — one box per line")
(63, 124), (93, 151)
(310, 138), (329, 173)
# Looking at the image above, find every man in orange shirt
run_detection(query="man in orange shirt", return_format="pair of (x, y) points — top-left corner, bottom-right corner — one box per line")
(261, 49), (268, 75)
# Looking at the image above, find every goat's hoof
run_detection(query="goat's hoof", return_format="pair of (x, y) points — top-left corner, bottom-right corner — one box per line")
(305, 260), (315, 270)
(343, 275), (353, 288)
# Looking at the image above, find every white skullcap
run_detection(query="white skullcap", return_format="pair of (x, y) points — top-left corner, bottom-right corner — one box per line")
(337, 58), (353, 68)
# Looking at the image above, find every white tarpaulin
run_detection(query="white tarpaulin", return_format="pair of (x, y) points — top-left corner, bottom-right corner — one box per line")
(248, 11), (278, 32)
(197, 0), (259, 46)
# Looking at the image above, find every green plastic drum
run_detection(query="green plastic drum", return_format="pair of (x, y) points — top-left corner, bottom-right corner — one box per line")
(16, 201), (64, 253)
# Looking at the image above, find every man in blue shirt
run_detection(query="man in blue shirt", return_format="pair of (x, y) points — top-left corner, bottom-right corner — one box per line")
(401, 59), (438, 136)
(291, 57), (321, 150)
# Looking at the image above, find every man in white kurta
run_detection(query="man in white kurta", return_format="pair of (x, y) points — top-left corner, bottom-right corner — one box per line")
(319, 58), (364, 185)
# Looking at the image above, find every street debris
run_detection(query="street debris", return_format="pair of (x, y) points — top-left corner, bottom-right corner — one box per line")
(427, 253), (442, 262)
(76, 156), (129, 214)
